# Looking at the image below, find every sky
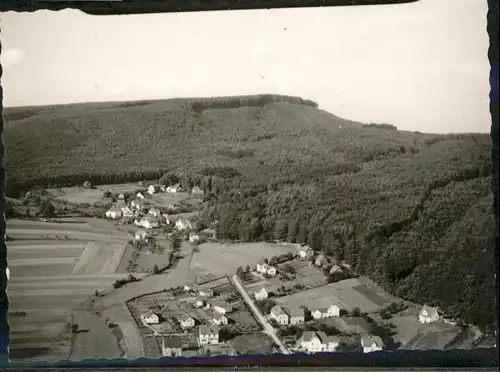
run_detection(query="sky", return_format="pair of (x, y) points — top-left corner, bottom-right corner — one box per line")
(0, 0), (491, 133)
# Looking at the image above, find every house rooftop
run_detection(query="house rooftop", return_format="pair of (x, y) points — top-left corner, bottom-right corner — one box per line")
(271, 305), (287, 317)
(361, 335), (384, 348)
(286, 307), (304, 317)
(316, 331), (340, 344)
(179, 314), (193, 322)
(421, 305), (439, 317)
(199, 325), (219, 335)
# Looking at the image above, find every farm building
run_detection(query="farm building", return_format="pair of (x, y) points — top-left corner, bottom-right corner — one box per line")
(192, 186), (205, 196)
(361, 335), (384, 353)
(194, 298), (205, 308)
(198, 325), (219, 345)
(105, 207), (122, 220)
(179, 314), (195, 329)
(296, 331), (340, 353)
(310, 305), (340, 320)
(136, 192), (145, 199)
(148, 207), (161, 217)
(270, 305), (289, 325)
(212, 300), (232, 315)
(198, 286), (214, 297)
(315, 254), (328, 267)
(121, 206), (134, 217)
(287, 307), (305, 325)
(167, 183), (181, 193)
(254, 288), (269, 301)
(162, 336), (183, 357)
(256, 261), (277, 276)
(134, 230), (148, 241)
(139, 216), (159, 229)
(176, 218), (193, 231)
(117, 193), (125, 200)
(419, 305), (439, 324)
(140, 311), (160, 325)
(209, 310), (228, 326)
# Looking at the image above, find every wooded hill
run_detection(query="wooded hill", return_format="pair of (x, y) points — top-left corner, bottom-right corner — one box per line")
(3, 94), (495, 331)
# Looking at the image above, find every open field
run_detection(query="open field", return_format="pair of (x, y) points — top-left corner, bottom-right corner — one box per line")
(389, 306), (462, 350)
(243, 259), (327, 295)
(7, 218), (135, 363)
(230, 333), (276, 355)
(276, 277), (397, 313)
(190, 242), (298, 278)
(321, 316), (373, 335)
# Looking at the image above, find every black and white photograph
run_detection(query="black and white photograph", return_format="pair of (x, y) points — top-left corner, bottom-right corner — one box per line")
(0, 0), (496, 364)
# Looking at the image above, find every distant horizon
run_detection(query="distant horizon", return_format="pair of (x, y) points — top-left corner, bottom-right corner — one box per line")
(1, 0), (490, 134)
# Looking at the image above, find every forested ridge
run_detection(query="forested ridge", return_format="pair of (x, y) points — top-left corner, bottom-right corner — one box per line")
(3, 94), (495, 330)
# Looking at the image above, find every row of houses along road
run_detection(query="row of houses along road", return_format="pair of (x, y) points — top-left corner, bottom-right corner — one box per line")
(230, 274), (290, 354)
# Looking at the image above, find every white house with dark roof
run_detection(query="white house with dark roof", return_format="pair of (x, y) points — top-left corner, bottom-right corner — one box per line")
(167, 183), (181, 193)
(361, 335), (384, 353)
(208, 310), (228, 326)
(176, 218), (193, 231)
(121, 206), (134, 218)
(162, 336), (183, 357)
(270, 305), (289, 325)
(256, 261), (277, 276)
(198, 325), (219, 345)
(419, 305), (439, 324)
(212, 300), (232, 315)
(315, 254), (328, 267)
(136, 192), (145, 199)
(297, 245), (312, 259)
(140, 311), (159, 325)
(254, 287), (268, 301)
(139, 216), (159, 229)
(296, 331), (340, 353)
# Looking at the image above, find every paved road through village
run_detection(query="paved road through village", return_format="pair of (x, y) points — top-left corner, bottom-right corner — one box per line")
(231, 274), (290, 354)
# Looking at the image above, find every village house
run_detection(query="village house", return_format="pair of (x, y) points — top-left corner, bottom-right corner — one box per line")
(361, 335), (384, 353)
(198, 325), (219, 345)
(315, 254), (328, 267)
(191, 186), (205, 196)
(167, 183), (181, 193)
(254, 288), (268, 301)
(311, 305), (340, 320)
(134, 230), (148, 241)
(287, 307), (305, 325)
(193, 297), (205, 308)
(130, 200), (141, 210)
(189, 232), (200, 243)
(270, 305), (289, 325)
(212, 300), (232, 315)
(136, 192), (145, 199)
(176, 218), (193, 231)
(105, 207), (122, 220)
(147, 185), (160, 195)
(148, 207), (161, 217)
(198, 286), (214, 297)
(208, 310), (228, 326)
(297, 246), (312, 259)
(161, 214), (171, 225)
(162, 336), (183, 357)
(139, 216), (159, 229)
(178, 314), (195, 329)
(296, 331), (340, 353)
(419, 305), (439, 324)
(184, 281), (196, 292)
(256, 261), (277, 277)
(140, 311), (159, 325)
(117, 193), (125, 200)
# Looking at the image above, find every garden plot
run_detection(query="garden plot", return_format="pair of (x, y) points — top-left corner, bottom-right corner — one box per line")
(230, 333), (276, 355)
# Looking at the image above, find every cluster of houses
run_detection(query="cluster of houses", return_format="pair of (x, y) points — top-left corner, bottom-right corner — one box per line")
(293, 331), (384, 354)
(269, 303), (341, 326)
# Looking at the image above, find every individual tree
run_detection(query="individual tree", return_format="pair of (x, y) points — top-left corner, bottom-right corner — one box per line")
(236, 266), (245, 280)
(39, 201), (56, 218)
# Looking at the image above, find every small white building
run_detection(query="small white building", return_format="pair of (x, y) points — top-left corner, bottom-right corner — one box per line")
(140, 311), (159, 325)
(105, 207), (122, 220)
(198, 286), (214, 297)
(297, 246), (312, 259)
(117, 193), (125, 200)
(134, 230), (148, 241)
(176, 218), (193, 231)
(139, 216), (159, 229)
(254, 288), (268, 301)
(361, 335), (384, 353)
(212, 301), (232, 315)
(198, 326), (219, 345)
(270, 305), (289, 325)
(147, 185), (156, 195)
(167, 183), (181, 193)
(315, 254), (328, 267)
(189, 232), (200, 243)
(287, 308), (305, 325)
(136, 192), (145, 199)
(296, 331), (340, 353)
(256, 261), (277, 277)
(419, 305), (439, 324)
(311, 305), (340, 320)
(194, 298), (205, 308)
(178, 314), (195, 329)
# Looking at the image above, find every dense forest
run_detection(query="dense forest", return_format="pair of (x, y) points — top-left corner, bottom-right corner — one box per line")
(3, 94), (495, 331)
